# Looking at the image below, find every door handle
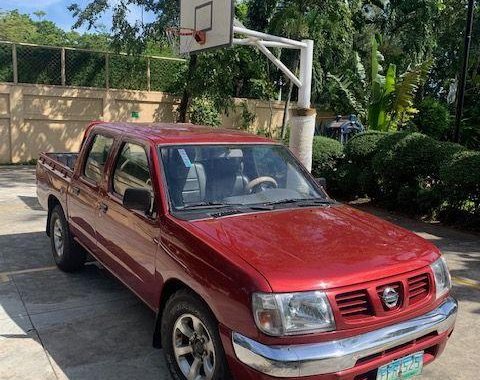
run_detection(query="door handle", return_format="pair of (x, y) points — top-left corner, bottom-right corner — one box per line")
(99, 202), (108, 213)
(72, 186), (80, 196)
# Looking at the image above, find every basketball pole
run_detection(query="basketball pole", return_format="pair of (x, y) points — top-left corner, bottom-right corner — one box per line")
(292, 39), (316, 173)
(233, 26), (316, 172)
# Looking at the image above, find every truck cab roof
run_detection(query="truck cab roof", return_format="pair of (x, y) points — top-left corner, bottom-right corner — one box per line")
(87, 122), (275, 146)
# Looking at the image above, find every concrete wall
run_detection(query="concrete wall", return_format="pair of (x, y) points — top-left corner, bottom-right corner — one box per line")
(0, 83), (287, 163)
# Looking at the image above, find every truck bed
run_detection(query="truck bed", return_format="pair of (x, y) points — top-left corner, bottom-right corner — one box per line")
(36, 152), (78, 212)
(42, 152), (78, 171)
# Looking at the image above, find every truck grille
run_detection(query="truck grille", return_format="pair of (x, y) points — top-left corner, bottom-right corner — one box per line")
(335, 290), (374, 320)
(333, 271), (432, 325)
(407, 273), (430, 305)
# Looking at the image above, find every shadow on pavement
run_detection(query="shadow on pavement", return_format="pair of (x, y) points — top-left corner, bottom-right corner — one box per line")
(0, 230), (170, 380)
(0, 166), (37, 188)
(18, 196), (44, 211)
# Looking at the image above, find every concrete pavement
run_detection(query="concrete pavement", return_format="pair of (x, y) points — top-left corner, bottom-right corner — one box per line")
(0, 166), (478, 379)
(0, 166), (169, 380)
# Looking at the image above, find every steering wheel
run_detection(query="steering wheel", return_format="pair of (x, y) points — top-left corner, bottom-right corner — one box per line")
(246, 176), (278, 194)
(120, 158), (130, 171)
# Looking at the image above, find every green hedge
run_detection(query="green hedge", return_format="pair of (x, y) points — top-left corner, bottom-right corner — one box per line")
(414, 98), (451, 140)
(372, 132), (441, 185)
(440, 151), (480, 214)
(311, 136), (344, 192)
(345, 131), (387, 165)
(311, 130), (478, 229)
(342, 132), (387, 198)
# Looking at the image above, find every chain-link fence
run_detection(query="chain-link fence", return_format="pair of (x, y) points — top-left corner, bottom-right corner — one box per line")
(0, 41), (186, 91)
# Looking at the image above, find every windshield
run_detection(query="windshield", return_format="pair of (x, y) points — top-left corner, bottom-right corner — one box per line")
(159, 144), (327, 211)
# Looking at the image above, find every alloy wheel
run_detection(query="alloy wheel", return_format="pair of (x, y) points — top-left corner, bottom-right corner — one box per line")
(172, 313), (216, 380)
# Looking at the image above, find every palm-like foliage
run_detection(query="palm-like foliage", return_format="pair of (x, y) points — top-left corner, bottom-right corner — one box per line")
(368, 35), (397, 131)
(328, 34), (430, 131)
(326, 72), (366, 117)
(388, 60), (431, 129)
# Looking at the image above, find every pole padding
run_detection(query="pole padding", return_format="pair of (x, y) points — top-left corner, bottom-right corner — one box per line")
(289, 108), (317, 172)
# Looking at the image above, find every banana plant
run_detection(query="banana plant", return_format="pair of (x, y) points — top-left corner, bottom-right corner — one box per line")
(388, 60), (431, 130)
(368, 35), (397, 131)
(328, 34), (430, 131)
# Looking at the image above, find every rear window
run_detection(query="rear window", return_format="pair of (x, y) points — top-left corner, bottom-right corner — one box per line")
(84, 134), (114, 183)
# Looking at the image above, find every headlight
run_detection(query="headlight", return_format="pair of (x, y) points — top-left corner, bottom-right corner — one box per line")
(430, 257), (452, 299)
(252, 291), (335, 336)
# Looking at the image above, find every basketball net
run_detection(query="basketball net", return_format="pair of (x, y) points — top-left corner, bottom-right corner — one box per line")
(165, 27), (206, 56)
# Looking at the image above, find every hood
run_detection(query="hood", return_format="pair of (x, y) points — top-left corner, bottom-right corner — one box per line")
(190, 205), (440, 292)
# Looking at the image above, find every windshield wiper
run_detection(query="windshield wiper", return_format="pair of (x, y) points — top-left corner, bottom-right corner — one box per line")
(262, 198), (334, 207)
(180, 201), (232, 210)
(181, 201), (246, 210)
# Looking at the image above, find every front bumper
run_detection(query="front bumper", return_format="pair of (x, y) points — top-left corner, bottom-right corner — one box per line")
(232, 297), (457, 378)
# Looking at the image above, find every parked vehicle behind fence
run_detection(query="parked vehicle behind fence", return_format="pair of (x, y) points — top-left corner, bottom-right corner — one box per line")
(37, 122), (457, 380)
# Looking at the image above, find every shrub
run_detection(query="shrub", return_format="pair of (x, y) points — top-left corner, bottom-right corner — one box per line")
(440, 151), (480, 215)
(460, 124), (480, 151)
(373, 132), (465, 182)
(414, 97), (451, 140)
(437, 141), (467, 165)
(334, 163), (362, 196)
(372, 132), (440, 186)
(395, 180), (443, 216)
(321, 127), (477, 226)
(311, 136), (344, 190)
(367, 132), (468, 213)
(341, 131), (388, 198)
(188, 97), (222, 127)
(345, 131), (388, 165)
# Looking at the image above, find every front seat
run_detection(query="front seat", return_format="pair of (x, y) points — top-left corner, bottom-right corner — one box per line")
(182, 162), (207, 204)
(167, 149), (206, 206)
(207, 149), (249, 200)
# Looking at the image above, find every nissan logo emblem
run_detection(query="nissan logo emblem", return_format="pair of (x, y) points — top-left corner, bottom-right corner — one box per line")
(381, 287), (399, 309)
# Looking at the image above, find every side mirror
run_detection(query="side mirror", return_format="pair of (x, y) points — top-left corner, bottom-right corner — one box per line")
(315, 177), (327, 190)
(123, 188), (151, 213)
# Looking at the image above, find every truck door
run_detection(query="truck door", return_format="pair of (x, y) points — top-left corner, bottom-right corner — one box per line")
(95, 140), (159, 307)
(68, 133), (115, 256)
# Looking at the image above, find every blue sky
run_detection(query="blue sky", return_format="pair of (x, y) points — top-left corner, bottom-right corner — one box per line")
(0, 0), (156, 32)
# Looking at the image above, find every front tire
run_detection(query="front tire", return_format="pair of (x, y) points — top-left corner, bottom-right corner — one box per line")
(49, 205), (86, 272)
(161, 290), (229, 380)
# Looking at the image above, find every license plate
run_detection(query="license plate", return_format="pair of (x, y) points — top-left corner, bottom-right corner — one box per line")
(376, 352), (424, 380)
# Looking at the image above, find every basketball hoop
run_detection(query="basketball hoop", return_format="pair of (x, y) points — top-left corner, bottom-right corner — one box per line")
(165, 27), (206, 56)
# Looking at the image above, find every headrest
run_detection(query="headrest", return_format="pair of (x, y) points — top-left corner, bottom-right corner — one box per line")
(207, 148), (243, 160)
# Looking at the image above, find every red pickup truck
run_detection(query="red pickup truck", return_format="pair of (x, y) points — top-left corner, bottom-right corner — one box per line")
(36, 122), (457, 380)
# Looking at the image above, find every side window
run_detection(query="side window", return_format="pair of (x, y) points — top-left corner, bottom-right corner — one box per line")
(112, 143), (153, 198)
(84, 134), (114, 183)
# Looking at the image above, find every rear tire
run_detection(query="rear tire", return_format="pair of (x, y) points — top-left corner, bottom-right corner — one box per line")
(49, 205), (86, 272)
(161, 289), (230, 380)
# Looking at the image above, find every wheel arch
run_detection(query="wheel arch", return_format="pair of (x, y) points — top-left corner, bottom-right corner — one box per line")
(153, 278), (217, 348)
(46, 195), (62, 237)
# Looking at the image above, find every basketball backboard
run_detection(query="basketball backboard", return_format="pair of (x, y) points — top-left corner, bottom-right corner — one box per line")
(180, 0), (234, 54)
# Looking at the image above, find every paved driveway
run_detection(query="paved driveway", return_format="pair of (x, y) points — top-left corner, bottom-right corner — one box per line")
(0, 166), (478, 379)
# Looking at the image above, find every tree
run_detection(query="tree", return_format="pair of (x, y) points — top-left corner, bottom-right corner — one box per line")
(69, 0), (276, 124)
(0, 10), (110, 49)
(0, 10), (38, 42)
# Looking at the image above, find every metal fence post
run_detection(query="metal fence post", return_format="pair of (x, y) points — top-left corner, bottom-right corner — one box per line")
(61, 47), (66, 86)
(12, 44), (18, 84)
(147, 58), (151, 91)
(105, 53), (110, 89)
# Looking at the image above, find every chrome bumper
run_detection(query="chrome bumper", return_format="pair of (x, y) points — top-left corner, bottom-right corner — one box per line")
(232, 297), (457, 378)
